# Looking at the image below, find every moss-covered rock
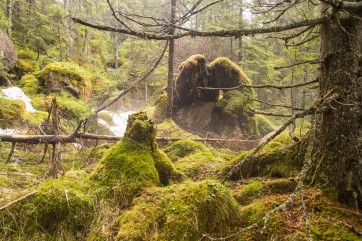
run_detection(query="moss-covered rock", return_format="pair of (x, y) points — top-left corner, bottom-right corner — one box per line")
(0, 98), (26, 128)
(37, 62), (92, 99)
(0, 176), (94, 240)
(164, 140), (225, 180)
(116, 180), (241, 240)
(152, 91), (168, 124)
(91, 112), (182, 204)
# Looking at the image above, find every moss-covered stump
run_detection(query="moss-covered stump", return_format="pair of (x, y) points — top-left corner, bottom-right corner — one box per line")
(221, 134), (308, 180)
(163, 140), (225, 180)
(0, 176), (94, 240)
(116, 180), (241, 240)
(91, 112), (183, 204)
(36, 62), (92, 99)
(207, 57), (256, 136)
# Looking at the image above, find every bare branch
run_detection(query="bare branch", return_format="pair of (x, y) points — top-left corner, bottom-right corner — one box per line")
(197, 79), (319, 91)
(94, 40), (169, 113)
(72, 16), (328, 40)
(274, 59), (321, 70)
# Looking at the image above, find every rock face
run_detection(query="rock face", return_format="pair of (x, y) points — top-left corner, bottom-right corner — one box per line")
(37, 62), (92, 99)
(0, 31), (17, 71)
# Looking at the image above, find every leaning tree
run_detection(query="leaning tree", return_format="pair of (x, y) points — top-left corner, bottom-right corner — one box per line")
(70, 0), (362, 208)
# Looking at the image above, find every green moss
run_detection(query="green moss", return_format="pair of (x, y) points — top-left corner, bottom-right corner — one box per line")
(17, 59), (40, 73)
(117, 180), (241, 240)
(17, 48), (38, 60)
(19, 74), (42, 95)
(156, 118), (199, 139)
(54, 93), (92, 120)
(152, 91), (168, 123)
(254, 114), (275, 136)
(221, 136), (308, 180)
(164, 140), (224, 180)
(0, 98), (26, 128)
(23, 110), (48, 126)
(234, 180), (264, 205)
(208, 57), (251, 84)
(152, 149), (185, 185)
(37, 62), (92, 99)
(91, 113), (181, 204)
(178, 54), (206, 69)
(0, 176), (94, 240)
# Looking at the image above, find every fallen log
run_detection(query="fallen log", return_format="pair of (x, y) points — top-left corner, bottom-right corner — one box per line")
(0, 133), (259, 144)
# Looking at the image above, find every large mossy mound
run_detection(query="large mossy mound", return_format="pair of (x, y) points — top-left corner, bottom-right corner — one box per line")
(0, 176), (94, 240)
(37, 62), (92, 99)
(163, 140), (225, 180)
(116, 180), (241, 241)
(91, 112), (183, 204)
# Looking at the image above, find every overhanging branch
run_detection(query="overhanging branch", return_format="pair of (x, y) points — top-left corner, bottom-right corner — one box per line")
(72, 16), (327, 40)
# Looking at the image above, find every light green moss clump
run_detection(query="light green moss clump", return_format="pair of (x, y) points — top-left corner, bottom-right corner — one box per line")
(23, 111), (48, 126)
(117, 180), (241, 241)
(19, 74), (41, 95)
(152, 91), (168, 123)
(164, 140), (224, 180)
(0, 98), (26, 128)
(0, 176), (94, 240)
(91, 112), (182, 204)
(17, 59), (40, 73)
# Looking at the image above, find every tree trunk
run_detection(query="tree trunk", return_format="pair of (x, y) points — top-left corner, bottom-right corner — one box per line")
(166, 0), (176, 118)
(114, 35), (121, 69)
(311, 8), (362, 209)
(6, 0), (12, 37)
(238, 2), (243, 62)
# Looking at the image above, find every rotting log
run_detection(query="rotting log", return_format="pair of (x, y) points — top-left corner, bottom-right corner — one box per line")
(0, 133), (259, 144)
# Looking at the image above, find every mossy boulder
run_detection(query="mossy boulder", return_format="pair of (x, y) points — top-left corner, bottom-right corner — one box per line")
(116, 180), (241, 240)
(0, 176), (94, 240)
(254, 114), (275, 137)
(164, 140), (225, 180)
(91, 112), (183, 204)
(0, 31), (17, 71)
(156, 118), (199, 139)
(37, 62), (92, 99)
(0, 98), (26, 128)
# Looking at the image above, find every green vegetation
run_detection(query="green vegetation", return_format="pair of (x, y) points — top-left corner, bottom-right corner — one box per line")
(0, 176), (94, 240)
(164, 140), (225, 180)
(19, 74), (42, 95)
(156, 118), (199, 139)
(37, 62), (92, 99)
(91, 112), (182, 204)
(116, 180), (241, 240)
(17, 59), (40, 73)
(0, 98), (25, 128)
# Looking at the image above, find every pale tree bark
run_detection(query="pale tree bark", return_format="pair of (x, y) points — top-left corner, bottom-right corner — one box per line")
(311, 8), (362, 209)
(64, 0), (72, 60)
(166, 0), (177, 118)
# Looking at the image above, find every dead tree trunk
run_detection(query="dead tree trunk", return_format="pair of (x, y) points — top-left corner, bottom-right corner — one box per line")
(166, 0), (176, 118)
(310, 8), (362, 209)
